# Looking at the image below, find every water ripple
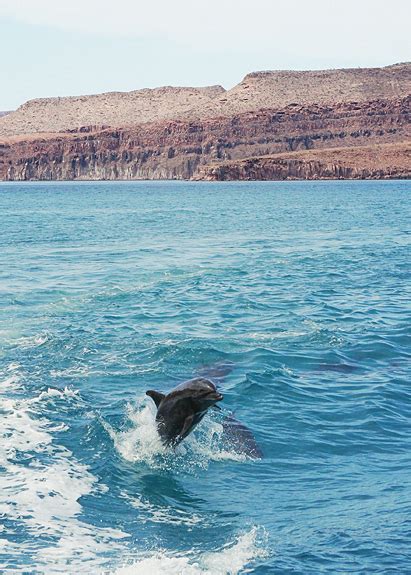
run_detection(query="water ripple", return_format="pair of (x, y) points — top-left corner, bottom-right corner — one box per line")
(0, 180), (410, 574)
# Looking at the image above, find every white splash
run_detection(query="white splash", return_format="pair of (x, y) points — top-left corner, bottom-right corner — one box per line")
(109, 527), (266, 575)
(104, 399), (250, 471)
(0, 369), (128, 573)
(102, 401), (167, 465)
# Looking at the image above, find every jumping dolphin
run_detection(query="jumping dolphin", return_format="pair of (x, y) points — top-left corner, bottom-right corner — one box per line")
(146, 377), (223, 447)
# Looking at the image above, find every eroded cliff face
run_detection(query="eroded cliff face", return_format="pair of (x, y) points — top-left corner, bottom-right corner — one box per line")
(1, 62), (410, 181)
(1, 97), (410, 181)
(196, 143), (411, 181)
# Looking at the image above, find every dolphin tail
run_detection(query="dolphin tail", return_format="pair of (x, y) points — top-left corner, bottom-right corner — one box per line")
(146, 390), (165, 408)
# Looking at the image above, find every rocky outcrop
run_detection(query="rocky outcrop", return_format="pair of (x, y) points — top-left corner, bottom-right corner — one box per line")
(1, 96), (409, 181)
(195, 143), (411, 180)
(0, 63), (410, 181)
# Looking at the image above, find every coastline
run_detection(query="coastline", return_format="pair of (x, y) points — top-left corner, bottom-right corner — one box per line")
(1, 64), (410, 183)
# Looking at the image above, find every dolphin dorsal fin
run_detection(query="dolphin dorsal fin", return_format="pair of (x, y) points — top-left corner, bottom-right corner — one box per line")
(146, 390), (165, 408)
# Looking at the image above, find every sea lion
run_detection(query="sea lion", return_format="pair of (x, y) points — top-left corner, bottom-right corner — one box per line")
(146, 377), (223, 447)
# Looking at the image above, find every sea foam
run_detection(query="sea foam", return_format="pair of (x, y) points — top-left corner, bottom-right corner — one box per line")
(110, 527), (266, 575)
(0, 369), (128, 573)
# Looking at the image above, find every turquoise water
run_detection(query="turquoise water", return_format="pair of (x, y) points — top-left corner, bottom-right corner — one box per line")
(0, 180), (410, 574)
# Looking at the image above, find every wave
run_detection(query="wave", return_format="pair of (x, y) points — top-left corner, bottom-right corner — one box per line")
(14, 332), (51, 348)
(110, 527), (266, 575)
(124, 493), (204, 527)
(1, 368), (267, 574)
(0, 367), (128, 573)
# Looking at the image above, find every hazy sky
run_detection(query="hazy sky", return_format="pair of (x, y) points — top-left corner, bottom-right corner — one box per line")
(1, 0), (410, 110)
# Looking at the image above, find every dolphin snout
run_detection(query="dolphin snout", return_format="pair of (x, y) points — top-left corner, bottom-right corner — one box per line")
(206, 390), (223, 403)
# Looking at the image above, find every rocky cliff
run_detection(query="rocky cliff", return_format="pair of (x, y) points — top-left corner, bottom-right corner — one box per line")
(1, 63), (410, 181)
(195, 142), (411, 181)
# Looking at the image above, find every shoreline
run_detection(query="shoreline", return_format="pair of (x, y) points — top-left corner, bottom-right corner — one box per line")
(1, 175), (410, 183)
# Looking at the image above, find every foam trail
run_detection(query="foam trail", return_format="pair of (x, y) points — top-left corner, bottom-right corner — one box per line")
(124, 493), (203, 527)
(110, 527), (266, 575)
(0, 369), (128, 573)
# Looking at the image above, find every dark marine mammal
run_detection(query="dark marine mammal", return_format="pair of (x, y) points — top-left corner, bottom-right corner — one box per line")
(146, 377), (223, 447)
(220, 414), (263, 459)
(146, 367), (263, 458)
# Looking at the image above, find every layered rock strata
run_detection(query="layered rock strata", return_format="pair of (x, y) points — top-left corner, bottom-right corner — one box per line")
(0, 63), (410, 181)
(196, 142), (411, 180)
(1, 96), (409, 181)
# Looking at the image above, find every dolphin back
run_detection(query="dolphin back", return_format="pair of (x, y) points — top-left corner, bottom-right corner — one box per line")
(221, 415), (263, 459)
(169, 377), (215, 394)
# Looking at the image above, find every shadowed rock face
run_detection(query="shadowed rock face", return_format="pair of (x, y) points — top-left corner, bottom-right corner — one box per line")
(0, 63), (410, 181)
(196, 142), (411, 181)
(1, 96), (409, 181)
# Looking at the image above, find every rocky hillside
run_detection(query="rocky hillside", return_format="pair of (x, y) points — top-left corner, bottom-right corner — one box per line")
(0, 63), (410, 181)
(0, 85), (225, 137)
(1, 96), (409, 181)
(198, 62), (411, 119)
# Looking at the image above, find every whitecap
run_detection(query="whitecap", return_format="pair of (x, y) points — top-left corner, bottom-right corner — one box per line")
(31, 386), (81, 404)
(109, 527), (267, 575)
(50, 365), (90, 378)
(15, 332), (50, 348)
(248, 330), (307, 340)
(0, 371), (129, 573)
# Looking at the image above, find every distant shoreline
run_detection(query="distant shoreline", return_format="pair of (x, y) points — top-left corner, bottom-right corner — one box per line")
(1, 63), (410, 182)
(1, 176), (410, 184)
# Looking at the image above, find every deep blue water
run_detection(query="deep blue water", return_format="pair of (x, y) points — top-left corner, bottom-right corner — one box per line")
(0, 180), (410, 574)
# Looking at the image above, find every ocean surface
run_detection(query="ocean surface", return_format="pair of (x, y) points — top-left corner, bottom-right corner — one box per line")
(0, 180), (410, 574)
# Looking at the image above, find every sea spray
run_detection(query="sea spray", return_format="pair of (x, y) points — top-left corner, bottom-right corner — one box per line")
(102, 398), (250, 472)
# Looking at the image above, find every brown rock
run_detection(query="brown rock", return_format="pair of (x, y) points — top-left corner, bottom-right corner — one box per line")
(0, 63), (410, 181)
